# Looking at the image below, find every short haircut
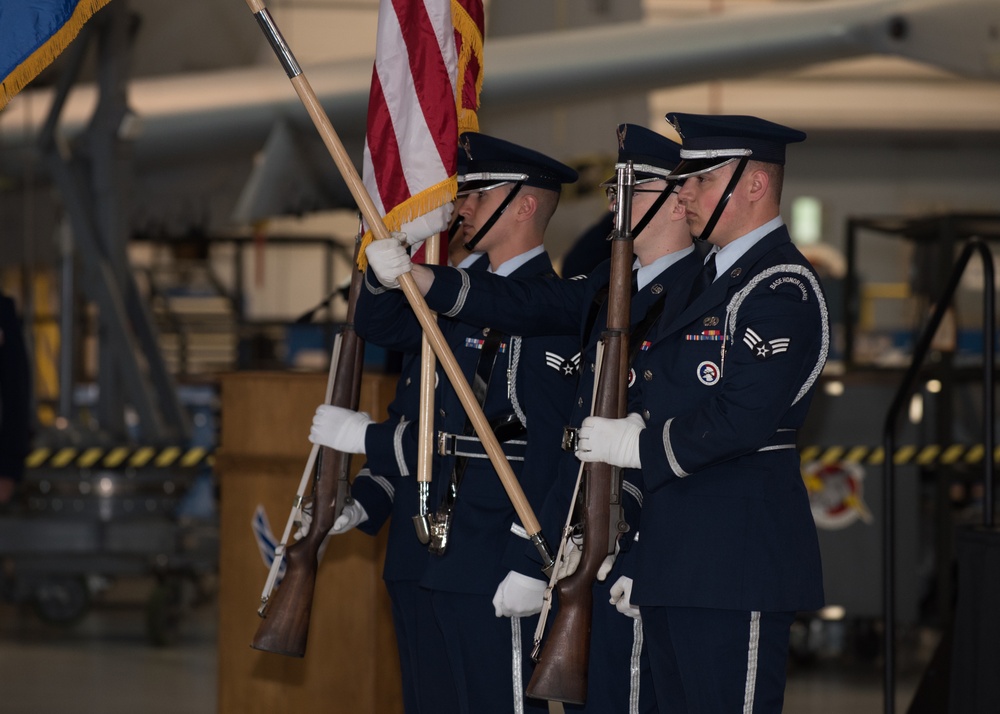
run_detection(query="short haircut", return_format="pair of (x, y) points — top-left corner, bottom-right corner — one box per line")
(524, 186), (560, 230)
(750, 160), (784, 204)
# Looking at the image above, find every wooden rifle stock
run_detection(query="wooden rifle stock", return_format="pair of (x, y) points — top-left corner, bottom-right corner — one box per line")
(526, 164), (635, 704)
(251, 242), (366, 657)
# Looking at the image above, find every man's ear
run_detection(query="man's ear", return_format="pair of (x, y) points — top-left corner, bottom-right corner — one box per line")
(516, 192), (538, 222)
(746, 168), (770, 203)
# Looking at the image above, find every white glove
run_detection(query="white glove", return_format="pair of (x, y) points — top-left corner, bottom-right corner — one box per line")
(575, 412), (645, 469)
(294, 497), (369, 540)
(552, 536), (615, 582)
(552, 536), (582, 581)
(330, 499), (369, 534)
(365, 237), (412, 289)
(609, 575), (641, 620)
(309, 404), (373, 454)
(596, 538), (621, 582)
(492, 571), (547, 618)
(398, 203), (454, 245)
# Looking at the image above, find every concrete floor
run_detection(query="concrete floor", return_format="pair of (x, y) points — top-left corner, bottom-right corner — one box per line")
(0, 578), (217, 714)
(0, 577), (926, 714)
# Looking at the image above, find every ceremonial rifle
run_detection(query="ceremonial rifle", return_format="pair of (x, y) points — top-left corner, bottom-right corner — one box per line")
(242, 0), (555, 579)
(251, 229), (366, 657)
(525, 162), (635, 704)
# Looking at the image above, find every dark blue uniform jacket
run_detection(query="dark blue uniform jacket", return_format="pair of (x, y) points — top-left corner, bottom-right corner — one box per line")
(629, 226), (828, 613)
(356, 252), (579, 595)
(421, 250), (703, 570)
(350, 354), (429, 582)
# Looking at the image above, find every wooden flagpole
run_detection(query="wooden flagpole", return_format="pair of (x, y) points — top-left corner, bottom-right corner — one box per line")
(243, 0), (553, 567)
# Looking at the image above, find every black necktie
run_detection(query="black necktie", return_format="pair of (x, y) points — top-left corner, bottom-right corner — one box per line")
(687, 251), (717, 305)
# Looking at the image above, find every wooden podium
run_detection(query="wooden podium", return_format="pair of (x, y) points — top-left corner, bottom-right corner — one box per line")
(215, 371), (402, 714)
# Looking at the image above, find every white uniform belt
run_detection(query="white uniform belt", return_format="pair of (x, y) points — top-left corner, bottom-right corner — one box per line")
(436, 432), (527, 461)
(564, 425), (796, 453)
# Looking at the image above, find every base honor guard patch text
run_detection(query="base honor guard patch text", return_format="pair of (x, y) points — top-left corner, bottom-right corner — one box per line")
(770, 275), (809, 301)
(743, 328), (790, 360)
(545, 351), (581, 377)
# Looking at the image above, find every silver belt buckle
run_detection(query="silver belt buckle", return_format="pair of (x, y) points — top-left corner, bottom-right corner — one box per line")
(437, 432), (454, 456)
(561, 426), (578, 452)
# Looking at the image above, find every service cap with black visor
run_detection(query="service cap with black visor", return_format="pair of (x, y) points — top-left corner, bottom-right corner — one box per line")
(599, 123), (683, 242)
(665, 112), (806, 244)
(456, 132), (578, 251)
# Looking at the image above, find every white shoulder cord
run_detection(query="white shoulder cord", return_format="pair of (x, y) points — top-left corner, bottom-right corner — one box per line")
(722, 264), (830, 405)
(508, 336), (527, 428)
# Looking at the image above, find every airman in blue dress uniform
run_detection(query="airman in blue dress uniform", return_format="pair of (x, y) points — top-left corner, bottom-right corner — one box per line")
(358, 132), (581, 714)
(351, 354), (457, 714)
(307, 272), (468, 713)
(576, 113), (828, 713)
(388, 123), (704, 712)
(306, 162), (485, 714)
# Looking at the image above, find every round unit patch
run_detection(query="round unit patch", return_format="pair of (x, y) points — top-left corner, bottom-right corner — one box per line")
(696, 360), (720, 386)
(628, 368), (637, 388)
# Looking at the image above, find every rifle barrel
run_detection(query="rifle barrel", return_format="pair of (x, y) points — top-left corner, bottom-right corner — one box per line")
(526, 162), (635, 703)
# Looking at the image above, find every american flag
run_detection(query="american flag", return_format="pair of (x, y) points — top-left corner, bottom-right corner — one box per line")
(0, 0), (114, 110)
(359, 0), (484, 265)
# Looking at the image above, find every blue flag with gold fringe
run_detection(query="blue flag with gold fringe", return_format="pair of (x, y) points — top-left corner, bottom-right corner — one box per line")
(1, 0), (114, 111)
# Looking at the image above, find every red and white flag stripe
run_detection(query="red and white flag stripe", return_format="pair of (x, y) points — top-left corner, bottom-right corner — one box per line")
(362, 0), (482, 241)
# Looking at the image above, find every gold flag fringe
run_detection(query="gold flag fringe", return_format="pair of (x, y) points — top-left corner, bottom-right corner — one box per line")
(452, 0), (484, 135)
(1, 0), (114, 112)
(356, 175), (459, 271)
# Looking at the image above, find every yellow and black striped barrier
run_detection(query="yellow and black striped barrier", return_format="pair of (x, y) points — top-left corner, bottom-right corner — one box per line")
(799, 444), (1000, 467)
(25, 446), (214, 470)
(22, 443), (997, 470)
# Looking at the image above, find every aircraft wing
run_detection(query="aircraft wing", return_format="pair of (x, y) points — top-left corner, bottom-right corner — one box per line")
(482, 0), (1000, 110)
(0, 0), (996, 228)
